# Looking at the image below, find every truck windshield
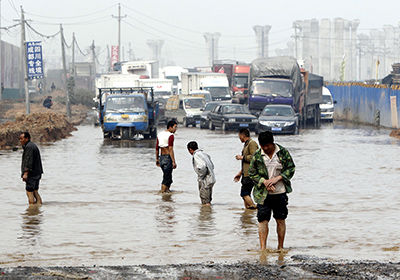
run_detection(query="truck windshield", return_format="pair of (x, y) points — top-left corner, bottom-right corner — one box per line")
(222, 105), (250, 114)
(106, 96), (145, 112)
(203, 87), (230, 98)
(233, 76), (248, 88)
(184, 98), (205, 109)
(166, 76), (179, 86)
(252, 80), (293, 97)
(322, 95), (333, 105)
(262, 106), (294, 117)
(154, 91), (171, 98)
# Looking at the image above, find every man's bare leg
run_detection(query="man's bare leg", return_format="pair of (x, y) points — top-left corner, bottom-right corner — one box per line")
(26, 191), (35, 205)
(243, 195), (257, 209)
(258, 220), (269, 250)
(33, 191), (42, 205)
(276, 219), (286, 250)
(161, 184), (168, 193)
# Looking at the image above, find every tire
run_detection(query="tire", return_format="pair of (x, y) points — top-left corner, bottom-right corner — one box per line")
(209, 120), (215, 130)
(183, 118), (188, 127)
(294, 126), (299, 135)
(150, 127), (157, 139)
(103, 132), (110, 139)
(221, 121), (226, 131)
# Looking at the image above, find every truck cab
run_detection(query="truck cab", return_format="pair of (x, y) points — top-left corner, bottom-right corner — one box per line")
(98, 87), (158, 140)
(249, 78), (294, 113)
(182, 96), (206, 127)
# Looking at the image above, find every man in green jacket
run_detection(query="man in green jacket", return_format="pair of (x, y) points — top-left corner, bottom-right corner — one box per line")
(249, 131), (295, 251)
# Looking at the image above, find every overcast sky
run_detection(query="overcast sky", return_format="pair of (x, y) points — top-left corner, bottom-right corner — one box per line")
(2, 0), (399, 68)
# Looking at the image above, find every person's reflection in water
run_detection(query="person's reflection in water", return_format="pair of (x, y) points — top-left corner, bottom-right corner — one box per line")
(259, 248), (288, 265)
(19, 205), (43, 245)
(240, 209), (257, 236)
(197, 206), (216, 237)
(155, 193), (176, 234)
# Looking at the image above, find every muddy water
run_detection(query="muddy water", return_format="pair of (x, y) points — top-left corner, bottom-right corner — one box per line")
(0, 123), (399, 267)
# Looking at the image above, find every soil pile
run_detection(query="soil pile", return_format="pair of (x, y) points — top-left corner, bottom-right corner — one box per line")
(0, 112), (76, 149)
(390, 129), (400, 139)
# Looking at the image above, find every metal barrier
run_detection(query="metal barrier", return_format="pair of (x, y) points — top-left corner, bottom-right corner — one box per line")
(327, 84), (400, 128)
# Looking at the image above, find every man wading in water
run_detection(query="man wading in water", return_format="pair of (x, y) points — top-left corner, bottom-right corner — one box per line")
(20, 132), (43, 205)
(234, 128), (258, 209)
(156, 120), (178, 193)
(187, 141), (215, 206)
(249, 131), (295, 251)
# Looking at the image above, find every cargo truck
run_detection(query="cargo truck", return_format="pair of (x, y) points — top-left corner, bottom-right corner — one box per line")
(249, 56), (323, 127)
(181, 72), (231, 101)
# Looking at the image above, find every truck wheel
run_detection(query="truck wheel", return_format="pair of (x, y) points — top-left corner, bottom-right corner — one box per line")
(150, 128), (157, 139)
(294, 126), (299, 135)
(103, 132), (110, 138)
(209, 121), (215, 130)
(183, 118), (188, 127)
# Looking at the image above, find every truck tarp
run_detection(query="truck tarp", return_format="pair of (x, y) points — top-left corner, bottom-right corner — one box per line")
(250, 56), (303, 94)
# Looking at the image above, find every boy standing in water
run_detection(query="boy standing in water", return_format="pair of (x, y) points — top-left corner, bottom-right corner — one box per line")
(156, 120), (178, 193)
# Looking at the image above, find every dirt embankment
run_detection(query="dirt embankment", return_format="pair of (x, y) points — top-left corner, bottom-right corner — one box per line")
(0, 112), (77, 149)
(390, 129), (400, 139)
(0, 91), (90, 149)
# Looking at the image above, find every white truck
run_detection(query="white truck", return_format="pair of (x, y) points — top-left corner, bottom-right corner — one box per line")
(181, 72), (231, 101)
(161, 66), (188, 94)
(138, 79), (173, 100)
(120, 60), (159, 79)
(96, 74), (141, 100)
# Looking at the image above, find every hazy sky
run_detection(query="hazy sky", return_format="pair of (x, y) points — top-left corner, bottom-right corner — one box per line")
(2, 0), (399, 68)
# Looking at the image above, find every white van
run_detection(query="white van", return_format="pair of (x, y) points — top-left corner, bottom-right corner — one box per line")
(320, 87), (335, 121)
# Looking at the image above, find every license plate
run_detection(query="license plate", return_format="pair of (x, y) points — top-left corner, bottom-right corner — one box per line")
(272, 127), (282, 131)
(121, 114), (129, 119)
(239, 123), (249, 127)
(196, 121), (200, 124)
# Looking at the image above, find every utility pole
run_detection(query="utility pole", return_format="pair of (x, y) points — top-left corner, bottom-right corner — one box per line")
(20, 6), (29, 114)
(112, 3), (126, 63)
(60, 24), (71, 119)
(90, 40), (96, 92)
(0, 0), (2, 101)
(71, 32), (76, 80)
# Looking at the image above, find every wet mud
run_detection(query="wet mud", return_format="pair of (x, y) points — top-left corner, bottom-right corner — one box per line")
(390, 129), (400, 139)
(1, 258), (399, 279)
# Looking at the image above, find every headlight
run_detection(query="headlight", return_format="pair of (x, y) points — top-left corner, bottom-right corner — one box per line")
(284, 121), (295, 127)
(225, 94), (231, 97)
(186, 113), (193, 118)
(104, 114), (118, 122)
(228, 118), (236, 122)
(259, 121), (274, 126)
(251, 119), (258, 123)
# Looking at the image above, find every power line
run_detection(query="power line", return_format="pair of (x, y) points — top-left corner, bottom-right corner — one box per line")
(7, 0), (18, 15)
(30, 16), (112, 26)
(74, 37), (89, 56)
(25, 21), (60, 38)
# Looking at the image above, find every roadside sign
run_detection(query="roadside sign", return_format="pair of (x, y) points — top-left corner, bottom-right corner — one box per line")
(111, 46), (119, 67)
(26, 41), (44, 80)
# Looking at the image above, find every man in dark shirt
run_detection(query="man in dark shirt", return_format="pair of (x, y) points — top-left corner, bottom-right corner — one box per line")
(20, 132), (43, 205)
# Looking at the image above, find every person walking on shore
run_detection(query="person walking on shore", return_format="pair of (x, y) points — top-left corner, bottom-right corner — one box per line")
(20, 132), (43, 205)
(249, 131), (295, 251)
(234, 128), (258, 209)
(156, 120), (178, 193)
(187, 141), (215, 206)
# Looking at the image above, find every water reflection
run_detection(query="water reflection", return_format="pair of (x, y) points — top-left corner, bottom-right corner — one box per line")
(259, 249), (288, 265)
(155, 193), (176, 234)
(196, 206), (215, 237)
(102, 139), (156, 149)
(18, 205), (43, 245)
(239, 209), (257, 235)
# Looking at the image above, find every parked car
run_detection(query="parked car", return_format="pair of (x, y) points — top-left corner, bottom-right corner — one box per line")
(183, 96), (206, 127)
(208, 104), (257, 131)
(199, 101), (224, 129)
(256, 104), (299, 135)
(320, 87), (335, 122)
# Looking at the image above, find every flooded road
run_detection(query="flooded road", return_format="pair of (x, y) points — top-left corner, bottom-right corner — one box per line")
(0, 123), (399, 267)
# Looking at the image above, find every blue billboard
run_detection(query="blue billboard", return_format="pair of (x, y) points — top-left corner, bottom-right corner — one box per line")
(26, 41), (44, 80)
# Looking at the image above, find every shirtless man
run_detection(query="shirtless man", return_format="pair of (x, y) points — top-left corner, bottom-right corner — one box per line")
(156, 120), (178, 193)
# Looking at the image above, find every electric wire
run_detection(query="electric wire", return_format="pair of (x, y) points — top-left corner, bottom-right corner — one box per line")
(25, 21), (60, 38)
(25, 4), (116, 19)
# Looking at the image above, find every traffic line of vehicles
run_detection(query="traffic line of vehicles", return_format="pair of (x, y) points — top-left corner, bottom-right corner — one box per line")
(95, 58), (335, 139)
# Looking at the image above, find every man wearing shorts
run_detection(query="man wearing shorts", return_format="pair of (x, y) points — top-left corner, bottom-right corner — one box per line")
(249, 131), (295, 250)
(187, 141), (215, 206)
(234, 128), (258, 209)
(20, 132), (43, 205)
(156, 120), (177, 193)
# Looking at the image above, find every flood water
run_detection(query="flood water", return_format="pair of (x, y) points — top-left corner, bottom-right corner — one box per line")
(0, 122), (399, 267)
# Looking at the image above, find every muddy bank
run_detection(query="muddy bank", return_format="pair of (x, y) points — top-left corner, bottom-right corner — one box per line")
(390, 129), (400, 139)
(0, 112), (76, 149)
(1, 259), (399, 279)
